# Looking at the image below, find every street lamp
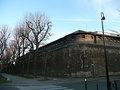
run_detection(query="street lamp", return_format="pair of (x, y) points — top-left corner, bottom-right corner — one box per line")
(101, 12), (111, 90)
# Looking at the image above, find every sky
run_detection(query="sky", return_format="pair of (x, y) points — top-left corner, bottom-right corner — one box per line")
(0, 0), (120, 43)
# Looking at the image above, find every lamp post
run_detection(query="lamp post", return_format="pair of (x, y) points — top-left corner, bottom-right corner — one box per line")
(101, 12), (111, 90)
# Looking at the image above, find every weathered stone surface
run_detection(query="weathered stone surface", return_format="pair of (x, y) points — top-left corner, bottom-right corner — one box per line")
(7, 30), (120, 77)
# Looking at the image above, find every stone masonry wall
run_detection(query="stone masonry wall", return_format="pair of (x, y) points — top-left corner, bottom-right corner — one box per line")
(34, 43), (120, 77)
(12, 33), (120, 77)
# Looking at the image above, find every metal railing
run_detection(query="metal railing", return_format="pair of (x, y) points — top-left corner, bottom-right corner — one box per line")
(110, 80), (120, 90)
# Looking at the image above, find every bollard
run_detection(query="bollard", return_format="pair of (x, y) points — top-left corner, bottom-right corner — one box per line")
(114, 81), (117, 90)
(96, 84), (99, 90)
(85, 79), (87, 90)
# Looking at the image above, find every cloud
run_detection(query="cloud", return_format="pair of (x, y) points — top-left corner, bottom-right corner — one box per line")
(81, 0), (120, 20)
(88, 0), (112, 12)
(105, 7), (120, 20)
(52, 0), (120, 23)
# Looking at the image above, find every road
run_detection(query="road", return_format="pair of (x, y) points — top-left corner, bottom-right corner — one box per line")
(0, 81), (107, 90)
(0, 73), (120, 90)
(0, 85), (75, 90)
(57, 80), (107, 90)
(0, 85), (20, 90)
(0, 80), (108, 90)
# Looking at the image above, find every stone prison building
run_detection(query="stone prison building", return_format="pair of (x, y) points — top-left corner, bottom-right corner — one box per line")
(13, 30), (120, 77)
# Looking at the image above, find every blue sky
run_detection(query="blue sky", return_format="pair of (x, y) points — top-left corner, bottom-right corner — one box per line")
(0, 0), (120, 42)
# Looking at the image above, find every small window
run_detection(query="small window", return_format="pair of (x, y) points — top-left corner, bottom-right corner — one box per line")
(110, 38), (113, 41)
(98, 36), (102, 40)
(117, 35), (120, 36)
(98, 36), (101, 38)
(91, 36), (93, 39)
(82, 35), (85, 38)
(106, 37), (109, 40)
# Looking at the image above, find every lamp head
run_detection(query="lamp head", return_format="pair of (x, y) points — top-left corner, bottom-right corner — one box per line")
(101, 12), (105, 20)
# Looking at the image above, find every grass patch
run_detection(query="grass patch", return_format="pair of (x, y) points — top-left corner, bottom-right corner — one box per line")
(0, 76), (11, 84)
(9, 74), (34, 79)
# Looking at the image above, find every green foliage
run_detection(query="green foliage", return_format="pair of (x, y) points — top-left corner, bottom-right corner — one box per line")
(0, 76), (11, 84)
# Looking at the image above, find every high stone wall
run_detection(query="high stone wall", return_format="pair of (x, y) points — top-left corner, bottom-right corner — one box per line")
(77, 43), (120, 77)
(14, 42), (120, 77)
(34, 43), (120, 77)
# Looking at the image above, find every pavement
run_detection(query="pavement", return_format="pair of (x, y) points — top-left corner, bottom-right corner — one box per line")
(1, 73), (44, 86)
(0, 73), (85, 90)
(1, 73), (120, 86)
(1, 73), (85, 86)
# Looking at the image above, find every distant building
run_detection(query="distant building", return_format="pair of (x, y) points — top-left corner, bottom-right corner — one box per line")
(12, 30), (120, 77)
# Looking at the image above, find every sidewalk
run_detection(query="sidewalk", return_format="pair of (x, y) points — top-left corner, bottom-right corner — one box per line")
(1, 73), (84, 86)
(1, 73), (43, 85)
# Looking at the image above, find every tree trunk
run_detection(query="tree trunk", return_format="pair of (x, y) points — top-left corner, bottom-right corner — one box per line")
(22, 38), (25, 56)
(33, 45), (38, 77)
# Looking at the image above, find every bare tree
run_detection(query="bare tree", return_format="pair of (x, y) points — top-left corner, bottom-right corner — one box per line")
(14, 22), (29, 57)
(13, 30), (22, 60)
(0, 25), (10, 74)
(9, 40), (18, 62)
(25, 12), (52, 76)
(11, 20), (33, 75)
(14, 23), (30, 75)
(4, 47), (11, 63)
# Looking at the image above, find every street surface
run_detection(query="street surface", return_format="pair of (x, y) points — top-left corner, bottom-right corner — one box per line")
(57, 80), (107, 90)
(0, 73), (120, 90)
(0, 86), (20, 90)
